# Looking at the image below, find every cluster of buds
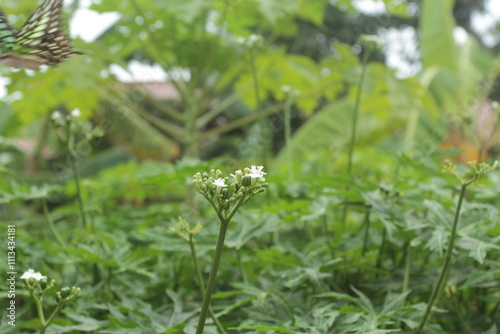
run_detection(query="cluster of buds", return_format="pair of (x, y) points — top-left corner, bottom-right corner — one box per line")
(193, 166), (268, 222)
(281, 85), (300, 99)
(56, 286), (81, 303)
(170, 217), (202, 242)
(21, 269), (80, 305)
(357, 34), (382, 53)
(50, 108), (81, 128)
(51, 108), (103, 143)
(443, 160), (498, 185)
(235, 34), (264, 50)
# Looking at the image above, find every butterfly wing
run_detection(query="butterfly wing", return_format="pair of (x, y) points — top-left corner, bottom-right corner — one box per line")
(12, 0), (81, 67)
(0, 7), (18, 53)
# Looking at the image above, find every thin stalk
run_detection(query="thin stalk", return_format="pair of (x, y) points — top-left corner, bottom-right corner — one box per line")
(236, 248), (247, 283)
(415, 183), (470, 333)
(70, 160), (87, 227)
(40, 303), (62, 334)
(375, 227), (387, 275)
(66, 126), (87, 228)
(284, 94), (294, 181)
(41, 199), (65, 247)
(402, 243), (411, 295)
(195, 222), (230, 334)
(28, 284), (62, 334)
(250, 49), (268, 166)
(189, 235), (227, 334)
(322, 213), (334, 256)
(396, 243), (411, 331)
(346, 50), (370, 175)
(342, 50), (370, 226)
(361, 210), (371, 256)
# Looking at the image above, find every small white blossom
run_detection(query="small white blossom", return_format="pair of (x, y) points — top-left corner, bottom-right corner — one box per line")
(21, 269), (46, 281)
(70, 108), (81, 118)
(213, 178), (227, 195)
(247, 165), (266, 184)
(51, 111), (63, 121)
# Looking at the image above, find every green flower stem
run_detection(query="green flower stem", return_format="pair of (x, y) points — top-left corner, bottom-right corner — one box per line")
(40, 303), (62, 334)
(66, 127), (87, 228)
(195, 221), (230, 334)
(31, 294), (46, 328)
(27, 284), (62, 334)
(322, 214), (334, 256)
(415, 180), (474, 333)
(341, 50), (370, 226)
(346, 50), (370, 175)
(250, 49), (268, 167)
(189, 235), (227, 334)
(42, 199), (65, 247)
(70, 158), (87, 227)
(284, 94), (294, 181)
(361, 210), (371, 256)
(236, 248), (247, 283)
(402, 243), (411, 295)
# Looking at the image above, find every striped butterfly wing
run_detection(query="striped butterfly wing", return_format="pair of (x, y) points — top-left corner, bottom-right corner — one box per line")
(2, 0), (81, 69)
(0, 7), (17, 54)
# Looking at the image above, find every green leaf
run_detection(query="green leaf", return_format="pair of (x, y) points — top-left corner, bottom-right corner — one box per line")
(482, 324), (497, 334)
(254, 0), (299, 25)
(420, 0), (457, 72)
(467, 241), (487, 264)
(168, 0), (211, 24)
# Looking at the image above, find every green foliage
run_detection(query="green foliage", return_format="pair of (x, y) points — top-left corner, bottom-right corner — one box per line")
(1, 0), (499, 333)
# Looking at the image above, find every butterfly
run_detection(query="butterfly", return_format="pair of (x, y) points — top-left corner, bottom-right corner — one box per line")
(0, 0), (81, 70)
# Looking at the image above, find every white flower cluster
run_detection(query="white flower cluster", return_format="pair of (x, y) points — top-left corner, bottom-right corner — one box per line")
(21, 269), (46, 281)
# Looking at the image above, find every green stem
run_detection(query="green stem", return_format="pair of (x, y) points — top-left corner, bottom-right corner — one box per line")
(415, 183), (469, 333)
(322, 214), (334, 256)
(41, 199), (65, 247)
(70, 160), (87, 227)
(346, 50), (370, 175)
(361, 210), (371, 256)
(32, 294), (45, 328)
(40, 303), (62, 334)
(284, 95), (294, 181)
(341, 51), (369, 226)
(189, 235), (227, 334)
(250, 49), (267, 167)
(402, 243), (411, 295)
(195, 222), (230, 334)
(375, 227), (387, 274)
(236, 248), (247, 283)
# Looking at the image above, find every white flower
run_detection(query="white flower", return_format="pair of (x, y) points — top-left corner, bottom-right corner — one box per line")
(213, 178), (227, 195)
(21, 269), (46, 281)
(51, 111), (63, 121)
(70, 108), (81, 118)
(247, 165), (266, 184)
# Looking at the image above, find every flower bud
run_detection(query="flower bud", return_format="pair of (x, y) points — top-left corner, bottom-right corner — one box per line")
(242, 175), (251, 187)
(60, 287), (71, 298)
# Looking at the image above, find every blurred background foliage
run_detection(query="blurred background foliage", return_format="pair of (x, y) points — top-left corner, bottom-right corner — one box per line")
(0, 0), (498, 179)
(0, 0), (499, 332)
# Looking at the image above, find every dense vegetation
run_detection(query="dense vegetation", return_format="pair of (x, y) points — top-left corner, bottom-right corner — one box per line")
(0, 0), (499, 333)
